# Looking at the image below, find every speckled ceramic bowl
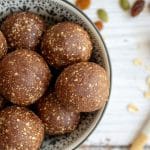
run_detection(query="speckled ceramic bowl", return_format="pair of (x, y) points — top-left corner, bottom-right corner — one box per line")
(0, 0), (111, 149)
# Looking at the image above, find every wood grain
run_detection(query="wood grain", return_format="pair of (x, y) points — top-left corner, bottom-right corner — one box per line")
(68, 0), (150, 149)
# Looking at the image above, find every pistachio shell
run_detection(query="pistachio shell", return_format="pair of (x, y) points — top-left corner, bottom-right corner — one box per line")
(97, 9), (109, 22)
(120, 0), (130, 11)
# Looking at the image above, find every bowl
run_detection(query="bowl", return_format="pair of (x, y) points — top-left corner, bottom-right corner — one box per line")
(0, 0), (112, 149)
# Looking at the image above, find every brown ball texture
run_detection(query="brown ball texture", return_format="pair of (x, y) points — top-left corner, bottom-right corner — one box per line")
(0, 95), (6, 110)
(0, 31), (7, 59)
(56, 62), (109, 112)
(36, 93), (80, 135)
(0, 49), (51, 106)
(41, 22), (92, 68)
(0, 106), (44, 150)
(1, 12), (45, 50)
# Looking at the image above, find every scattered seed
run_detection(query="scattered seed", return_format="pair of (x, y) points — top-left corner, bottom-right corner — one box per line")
(146, 76), (150, 86)
(133, 58), (143, 66)
(119, 0), (130, 11)
(75, 0), (91, 10)
(94, 21), (103, 31)
(144, 91), (150, 100)
(131, 0), (145, 17)
(127, 103), (139, 113)
(97, 9), (109, 22)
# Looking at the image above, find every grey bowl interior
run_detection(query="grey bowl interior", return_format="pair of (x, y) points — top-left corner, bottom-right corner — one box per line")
(0, 0), (111, 150)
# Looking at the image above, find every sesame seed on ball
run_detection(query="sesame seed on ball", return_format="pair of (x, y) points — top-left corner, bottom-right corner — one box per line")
(55, 62), (109, 112)
(36, 93), (80, 135)
(0, 49), (51, 106)
(0, 106), (44, 150)
(0, 31), (7, 59)
(41, 22), (92, 68)
(1, 12), (45, 50)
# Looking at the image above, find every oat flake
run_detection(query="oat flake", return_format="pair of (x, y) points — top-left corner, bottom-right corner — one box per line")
(146, 76), (150, 86)
(144, 91), (150, 100)
(127, 104), (139, 113)
(133, 58), (143, 66)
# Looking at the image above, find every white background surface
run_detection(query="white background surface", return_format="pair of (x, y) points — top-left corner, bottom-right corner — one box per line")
(67, 0), (150, 149)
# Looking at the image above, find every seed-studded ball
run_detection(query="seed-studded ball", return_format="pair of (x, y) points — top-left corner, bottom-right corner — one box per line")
(1, 12), (45, 50)
(36, 93), (80, 135)
(0, 31), (7, 59)
(0, 49), (51, 106)
(0, 95), (6, 110)
(41, 22), (92, 68)
(56, 62), (109, 112)
(0, 106), (44, 150)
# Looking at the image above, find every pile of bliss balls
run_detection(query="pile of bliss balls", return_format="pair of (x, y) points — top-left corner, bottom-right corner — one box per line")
(0, 12), (109, 149)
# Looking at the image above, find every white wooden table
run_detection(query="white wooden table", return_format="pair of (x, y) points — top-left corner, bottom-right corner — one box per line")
(68, 0), (150, 149)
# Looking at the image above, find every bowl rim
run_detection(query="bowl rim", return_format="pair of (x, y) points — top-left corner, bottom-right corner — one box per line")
(0, 0), (112, 149)
(60, 0), (112, 149)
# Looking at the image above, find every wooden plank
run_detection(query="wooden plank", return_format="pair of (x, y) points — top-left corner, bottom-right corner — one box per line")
(68, 0), (150, 147)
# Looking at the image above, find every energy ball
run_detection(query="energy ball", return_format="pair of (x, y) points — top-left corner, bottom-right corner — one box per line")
(0, 49), (51, 106)
(36, 93), (80, 135)
(1, 12), (45, 50)
(0, 106), (44, 150)
(56, 62), (109, 112)
(0, 31), (7, 59)
(41, 22), (92, 68)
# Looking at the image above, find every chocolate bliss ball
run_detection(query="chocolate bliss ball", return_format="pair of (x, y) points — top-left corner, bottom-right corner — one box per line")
(37, 93), (80, 135)
(56, 62), (109, 112)
(0, 31), (7, 59)
(41, 22), (92, 68)
(1, 12), (45, 50)
(0, 49), (51, 106)
(0, 106), (44, 150)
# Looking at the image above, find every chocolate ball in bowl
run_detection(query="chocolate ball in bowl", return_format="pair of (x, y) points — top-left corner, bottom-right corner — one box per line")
(0, 106), (44, 150)
(1, 12), (45, 50)
(56, 62), (109, 112)
(36, 93), (80, 135)
(0, 31), (7, 59)
(41, 22), (92, 68)
(0, 49), (51, 106)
